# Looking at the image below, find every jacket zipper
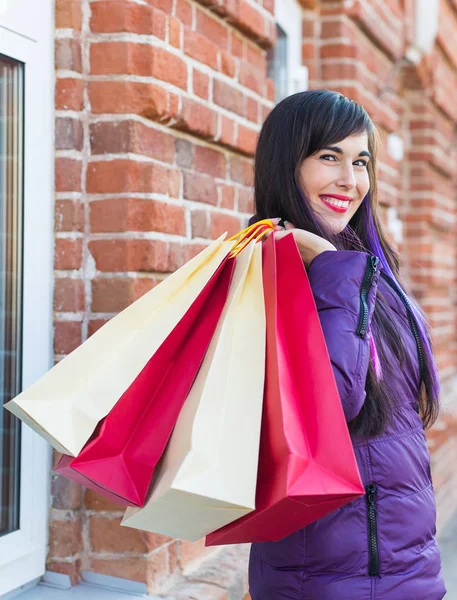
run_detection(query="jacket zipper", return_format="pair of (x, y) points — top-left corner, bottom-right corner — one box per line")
(356, 256), (380, 338)
(366, 484), (380, 577)
(380, 272), (425, 384)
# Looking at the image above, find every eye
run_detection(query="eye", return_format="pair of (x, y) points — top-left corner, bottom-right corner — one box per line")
(354, 159), (369, 168)
(320, 154), (338, 162)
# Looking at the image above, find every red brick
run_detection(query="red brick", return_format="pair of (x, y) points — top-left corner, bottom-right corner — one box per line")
(173, 98), (218, 139)
(91, 277), (157, 312)
(168, 242), (207, 271)
(220, 50), (236, 77)
(148, 0), (173, 13)
(169, 16), (181, 49)
(90, 121), (175, 163)
(176, 0), (194, 26)
(55, 38), (82, 72)
(230, 31), (245, 59)
(49, 519), (82, 558)
(193, 69), (210, 100)
(266, 78), (275, 102)
(88, 81), (169, 121)
(55, 78), (84, 111)
(88, 319), (110, 337)
(320, 43), (358, 59)
(56, 0), (82, 30)
(88, 558), (149, 584)
(237, 0), (271, 46)
(184, 172), (218, 205)
(238, 125), (258, 156)
(51, 475), (82, 510)
(90, 198), (186, 235)
(191, 210), (210, 238)
(219, 116), (236, 147)
(213, 80), (244, 116)
(54, 321), (82, 354)
(88, 547), (172, 586)
(184, 28), (219, 70)
(210, 212), (242, 239)
(194, 146), (227, 178)
(90, 1), (166, 38)
(46, 561), (82, 587)
(175, 138), (194, 168)
(89, 516), (171, 554)
(219, 184), (236, 210)
(238, 188), (254, 213)
(230, 156), (253, 185)
(87, 160), (168, 195)
(54, 278), (85, 312)
(178, 538), (212, 570)
(55, 158), (82, 193)
(246, 45), (266, 72)
(55, 118), (84, 151)
(84, 488), (125, 510)
(54, 238), (83, 270)
(90, 43), (188, 90)
(239, 62), (264, 94)
(196, 9), (229, 49)
(88, 239), (170, 272)
(55, 200), (85, 233)
(322, 62), (358, 81)
(246, 96), (258, 122)
(168, 167), (182, 199)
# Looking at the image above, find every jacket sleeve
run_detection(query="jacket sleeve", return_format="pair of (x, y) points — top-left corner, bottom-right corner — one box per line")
(307, 250), (382, 422)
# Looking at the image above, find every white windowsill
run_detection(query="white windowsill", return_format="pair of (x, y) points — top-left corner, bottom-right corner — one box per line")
(11, 584), (148, 600)
(5, 572), (152, 600)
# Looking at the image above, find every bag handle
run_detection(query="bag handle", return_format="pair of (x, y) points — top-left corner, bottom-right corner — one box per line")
(228, 219), (274, 258)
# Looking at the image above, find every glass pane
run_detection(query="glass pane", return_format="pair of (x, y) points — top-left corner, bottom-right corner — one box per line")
(267, 24), (288, 103)
(0, 54), (24, 537)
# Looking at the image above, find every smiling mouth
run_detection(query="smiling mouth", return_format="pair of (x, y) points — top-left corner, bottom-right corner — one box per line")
(319, 195), (352, 213)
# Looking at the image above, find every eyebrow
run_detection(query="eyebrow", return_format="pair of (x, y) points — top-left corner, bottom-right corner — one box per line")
(321, 145), (372, 159)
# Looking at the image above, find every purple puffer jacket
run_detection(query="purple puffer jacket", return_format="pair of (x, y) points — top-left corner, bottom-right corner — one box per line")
(249, 250), (446, 600)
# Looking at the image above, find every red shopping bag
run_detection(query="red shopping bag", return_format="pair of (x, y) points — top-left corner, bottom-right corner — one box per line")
(55, 258), (235, 507)
(206, 233), (364, 545)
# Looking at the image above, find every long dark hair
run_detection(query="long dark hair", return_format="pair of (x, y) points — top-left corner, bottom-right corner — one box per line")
(253, 89), (440, 438)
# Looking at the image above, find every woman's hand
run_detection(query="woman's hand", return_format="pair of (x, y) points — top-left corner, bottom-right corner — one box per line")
(269, 219), (337, 267)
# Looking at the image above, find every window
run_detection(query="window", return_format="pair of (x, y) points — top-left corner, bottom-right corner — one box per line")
(267, 25), (288, 103)
(0, 2), (53, 595)
(267, 0), (308, 103)
(0, 54), (24, 538)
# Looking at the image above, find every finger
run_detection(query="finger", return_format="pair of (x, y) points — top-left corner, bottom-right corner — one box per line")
(283, 221), (295, 230)
(269, 217), (281, 224)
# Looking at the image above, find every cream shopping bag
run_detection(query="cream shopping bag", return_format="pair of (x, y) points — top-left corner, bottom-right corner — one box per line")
(121, 242), (265, 541)
(5, 236), (232, 456)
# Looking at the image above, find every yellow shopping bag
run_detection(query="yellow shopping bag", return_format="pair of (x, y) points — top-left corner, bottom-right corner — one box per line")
(5, 236), (232, 455)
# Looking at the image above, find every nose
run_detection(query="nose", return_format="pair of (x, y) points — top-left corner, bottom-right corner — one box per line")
(336, 163), (357, 190)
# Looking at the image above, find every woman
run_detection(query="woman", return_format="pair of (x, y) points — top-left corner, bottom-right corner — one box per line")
(248, 90), (446, 599)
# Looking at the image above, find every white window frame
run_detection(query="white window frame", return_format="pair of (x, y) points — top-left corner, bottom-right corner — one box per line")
(0, 0), (54, 595)
(275, 0), (308, 97)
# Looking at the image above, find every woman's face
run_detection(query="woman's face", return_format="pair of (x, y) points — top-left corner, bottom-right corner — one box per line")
(298, 132), (371, 233)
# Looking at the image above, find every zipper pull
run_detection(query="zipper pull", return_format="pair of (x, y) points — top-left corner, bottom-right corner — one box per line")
(368, 256), (379, 282)
(366, 484), (377, 507)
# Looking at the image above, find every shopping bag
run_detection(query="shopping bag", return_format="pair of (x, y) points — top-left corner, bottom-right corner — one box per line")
(121, 241), (266, 541)
(54, 258), (236, 507)
(5, 236), (232, 456)
(206, 233), (364, 545)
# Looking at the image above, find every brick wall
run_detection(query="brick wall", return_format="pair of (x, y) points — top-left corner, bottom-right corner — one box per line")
(51, 0), (274, 594)
(49, 0), (457, 596)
